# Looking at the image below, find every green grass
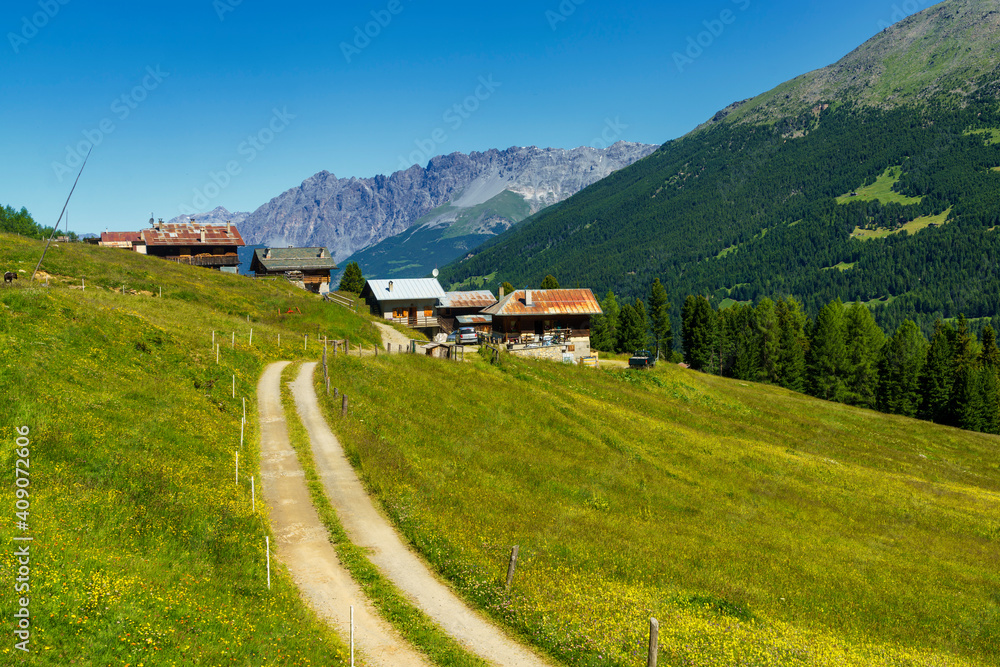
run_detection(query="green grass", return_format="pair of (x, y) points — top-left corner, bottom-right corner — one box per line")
(837, 166), (924, 206)
(318, 351), (999, 666)
(851, 207), (952, 241)
(967, 128), (1000, 146)
(822, 262), (856, 271)
(446, 271), (498, 292)
(0, 234), (387, 664)
(279, 363), (488, 667)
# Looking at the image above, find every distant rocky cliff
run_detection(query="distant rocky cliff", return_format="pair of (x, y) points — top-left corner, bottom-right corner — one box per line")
(239, 142), (658, 263)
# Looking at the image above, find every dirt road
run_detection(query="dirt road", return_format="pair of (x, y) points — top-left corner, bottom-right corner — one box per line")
(257, 362), (430, 667)
(291, 362), (553, 667)
(374, 321), (416, 352)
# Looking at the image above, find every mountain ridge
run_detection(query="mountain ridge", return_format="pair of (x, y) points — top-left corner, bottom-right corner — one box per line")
(439, 0), (1000, 338)
(239, 142), (657, 264)
(701, 0), (1000, 128)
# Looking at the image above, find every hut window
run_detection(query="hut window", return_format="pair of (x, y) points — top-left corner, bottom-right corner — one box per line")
(424, 307), (433, 317)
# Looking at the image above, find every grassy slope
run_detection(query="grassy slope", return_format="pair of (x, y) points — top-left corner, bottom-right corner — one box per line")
(317, 351), (1000, 666)
(0, 234), (381, 665)
(836, 166), (923, 206)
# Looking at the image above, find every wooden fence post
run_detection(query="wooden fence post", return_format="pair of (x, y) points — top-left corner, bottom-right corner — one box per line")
(648, 618), (659, 667)
(506, 545), (519, 590)
(341, 394), (348, 416)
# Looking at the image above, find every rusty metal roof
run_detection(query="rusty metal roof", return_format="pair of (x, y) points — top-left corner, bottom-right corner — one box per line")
(100, 231), (142, 248)
(438, 290), (498, 309)
(482, 289), (602, 317)
(139, 222), (246, 247)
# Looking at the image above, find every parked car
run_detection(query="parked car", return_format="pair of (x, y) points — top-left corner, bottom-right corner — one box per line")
(457, 326), (478, 344)
(628, 350), (656, 369)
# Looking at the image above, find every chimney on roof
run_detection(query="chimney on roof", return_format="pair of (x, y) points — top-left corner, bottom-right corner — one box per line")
(525, 289), (532, 307)
(200, 229), (206, 243)
(319, 248), (326, 258)
(388, 280), (394, 292)
(265, 248), (271, 259)
(499, 285), (505, 298)
(226, 220), (231, 233)
(156, 219), (163, 230)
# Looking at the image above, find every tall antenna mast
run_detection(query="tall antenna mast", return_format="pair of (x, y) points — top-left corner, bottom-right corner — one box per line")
(31, 146), (93, 282)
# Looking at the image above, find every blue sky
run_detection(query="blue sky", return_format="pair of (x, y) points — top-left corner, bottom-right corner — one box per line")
(1, 0), (934, 236)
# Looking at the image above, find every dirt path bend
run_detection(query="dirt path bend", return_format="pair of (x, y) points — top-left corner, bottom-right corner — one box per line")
(374, 321), (417, 352)
(257, 362), (430, 667)
(291, 362), (553, 667)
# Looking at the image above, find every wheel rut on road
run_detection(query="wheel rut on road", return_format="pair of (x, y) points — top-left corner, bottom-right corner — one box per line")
(291, 362), (553, 667)
(257, 361), (430, 667)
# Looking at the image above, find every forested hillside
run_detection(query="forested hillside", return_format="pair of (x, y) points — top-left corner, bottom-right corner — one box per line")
(440, 0), (1000, 339)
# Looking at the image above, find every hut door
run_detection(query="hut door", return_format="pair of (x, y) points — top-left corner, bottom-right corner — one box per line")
(408, 304), (417, 327)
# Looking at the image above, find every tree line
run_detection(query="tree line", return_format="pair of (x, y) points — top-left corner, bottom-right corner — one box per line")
(440, 83), (1000, 342)
(590, 278), (672, 357)
(679, 293), (1000, 434)
(0, 204), (79, 240)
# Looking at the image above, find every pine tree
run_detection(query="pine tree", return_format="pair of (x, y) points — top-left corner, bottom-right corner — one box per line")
(843, 303), (885, 409)
(682, 295), (718, 372)
(807, 299), (847, 402)
(540, 274), (560, 289)
(876, 319), (927, 417)
(755, 298), (781, 384)
(590, 290), (619, 353)
(951, 315), (983, 431)
(723, 304), (759, 380)
(648, 279), (672, 359)
(919, 320), (955, 423)
(775, 297), (808, 391)
(617, 299), (649, 353)
(979, 326), (1000, 433)
(337, 261), (365, 293)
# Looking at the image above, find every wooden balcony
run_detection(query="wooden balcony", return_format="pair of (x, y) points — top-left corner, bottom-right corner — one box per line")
(166, 254), (240, 267)
(386, 316), (441, 329)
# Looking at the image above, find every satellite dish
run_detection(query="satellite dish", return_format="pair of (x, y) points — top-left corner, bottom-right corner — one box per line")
(432, 268), (439, 278)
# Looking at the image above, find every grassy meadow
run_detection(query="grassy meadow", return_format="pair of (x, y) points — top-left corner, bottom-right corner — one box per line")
(836, 166), (923, 206)
(317, 350), (1000, 666)
(0, 234), (381, 665)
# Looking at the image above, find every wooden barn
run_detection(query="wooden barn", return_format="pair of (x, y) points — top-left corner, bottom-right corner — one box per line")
(249, 247), (338, 293)
(436, 290), (497, 333)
